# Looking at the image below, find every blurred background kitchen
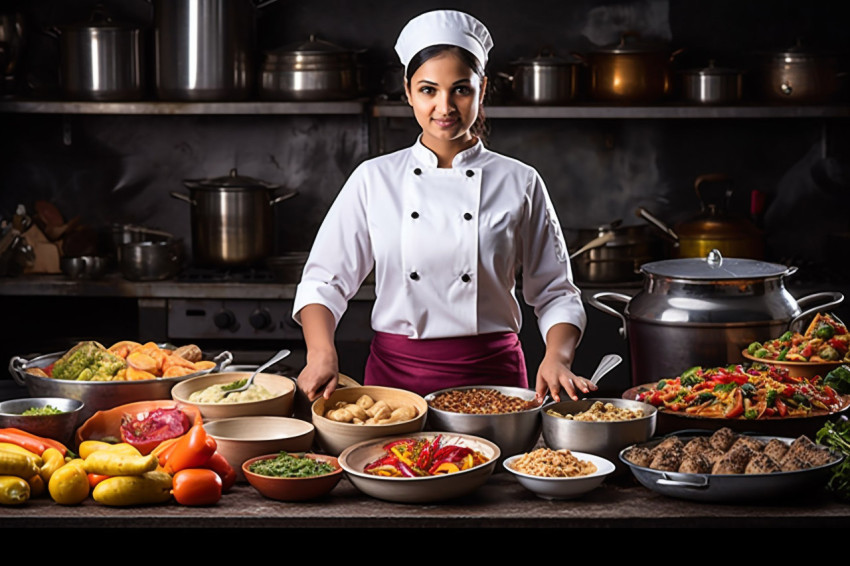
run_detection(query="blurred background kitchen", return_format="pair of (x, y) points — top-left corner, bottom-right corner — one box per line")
(1, 0), (849, 396)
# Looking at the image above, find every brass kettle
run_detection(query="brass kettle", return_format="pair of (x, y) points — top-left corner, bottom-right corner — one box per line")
(637, 173), (765, 259)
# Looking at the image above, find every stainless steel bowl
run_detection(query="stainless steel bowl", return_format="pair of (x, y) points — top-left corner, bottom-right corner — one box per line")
(424, 385), (543, 468)
(60, 255), (109, 280)
(541, 398), (657, 473)
(0, 396), (85, 446)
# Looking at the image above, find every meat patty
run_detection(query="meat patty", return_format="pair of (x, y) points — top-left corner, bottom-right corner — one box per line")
(744, 451), (782, 474)
(730, 436), (766, 453)
(625, 446), (653, 468)
(649, 447), (684, 472)
(683, 436), (712, 456)
(678, 453), (711, 474)
(763, 438), (789, 462)
(709, 427), (738, 452)
(711, 444), (753, 474)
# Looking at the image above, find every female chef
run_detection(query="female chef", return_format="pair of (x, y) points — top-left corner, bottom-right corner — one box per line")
(293, 9), (594, 404)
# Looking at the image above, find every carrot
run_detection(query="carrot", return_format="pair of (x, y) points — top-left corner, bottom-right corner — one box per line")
(0, 429), (49, 456)
(0, 428), (67, 457)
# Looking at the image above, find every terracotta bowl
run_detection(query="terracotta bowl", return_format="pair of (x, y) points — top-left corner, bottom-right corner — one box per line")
(74, 399), (204, 453)
(338, 432), (500, 504)
(242, 452), (343, 501)
(171, 371), (296, 420)
(311, 385), (428, 456)
(204, 416), (315, 482)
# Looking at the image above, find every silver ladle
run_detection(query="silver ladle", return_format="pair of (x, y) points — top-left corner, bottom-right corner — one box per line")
(222, 348), (291, 397)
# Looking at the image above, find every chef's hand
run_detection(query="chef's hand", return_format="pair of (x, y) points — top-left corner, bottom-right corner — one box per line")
(535, 355), (597, 403)
(297, 348), (339, 402)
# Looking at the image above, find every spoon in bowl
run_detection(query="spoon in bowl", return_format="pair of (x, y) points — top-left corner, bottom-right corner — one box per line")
(222, 348), (291, 397)
(538, 353), (623, 405)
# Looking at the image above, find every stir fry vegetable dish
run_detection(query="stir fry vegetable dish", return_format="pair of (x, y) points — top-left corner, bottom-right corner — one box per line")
(364, 435), (490, 477)
(636, 363), (844, 420)
(746, 313), (850, 363)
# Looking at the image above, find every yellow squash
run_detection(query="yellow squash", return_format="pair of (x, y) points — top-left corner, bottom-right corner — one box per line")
(0, 448), (40, 479)
(48, 459), (89, 505)
(39, 447), (65, 483)
(0, 475), (30, 505)
(92, 471), (173, 507)
(84, 451), (158, 477)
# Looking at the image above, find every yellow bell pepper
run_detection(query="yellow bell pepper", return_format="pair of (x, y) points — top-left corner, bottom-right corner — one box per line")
(39, 447), (65, 483)
(431, 462), (460, 474)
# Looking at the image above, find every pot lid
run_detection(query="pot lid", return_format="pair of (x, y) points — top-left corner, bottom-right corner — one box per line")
(264, 35), (356, 69)
(757, 39), (841, 61)
(640, 249), (790, 280)
(679, 59), (743, 76)
(183, 168), (281, 191)
(511, 49), (581, 67)
(593, 32), (671, 54)
(270, 34), (354, 56)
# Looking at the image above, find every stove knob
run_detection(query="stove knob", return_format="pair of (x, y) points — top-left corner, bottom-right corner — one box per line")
(214, 309), (236, 330)
(249, 308), (273, 331)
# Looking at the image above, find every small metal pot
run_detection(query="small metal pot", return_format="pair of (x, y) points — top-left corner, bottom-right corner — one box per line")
(259, 35), (359, 101)
(120, 239), (185, 281)
(754, 41), (848, 104)
(568, 221), (663, 285)
(678, 60), (743, 104)
(50, 7), (144, 101)
(171, 168), (298, 268)
(583, 32), (683, 103)
(498, 50), (582, 105)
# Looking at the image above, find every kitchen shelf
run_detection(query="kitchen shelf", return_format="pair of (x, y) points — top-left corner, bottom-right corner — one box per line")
(0, 99), (368, 115)
(372, 101), (850, 119)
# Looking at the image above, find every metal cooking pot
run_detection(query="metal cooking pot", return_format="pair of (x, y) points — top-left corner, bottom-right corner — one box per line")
(49, 7), (144, 101)
(568, 220), (663, 285)
(120, 239), (185, 281)
(581, 32), (683, 103)
(170, 168), (298, 268)
(498, 50), (582, 105)
(678, 60), (744, 105)
(636, 173), (764, 259)
(259, 35), (360, 101)
(588, 248), (845, 386)
(153, 0), (279, 101)
(754, 40), (848, 104)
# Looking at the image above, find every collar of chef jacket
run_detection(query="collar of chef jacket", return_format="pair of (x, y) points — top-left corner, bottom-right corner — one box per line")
(400, 135), (484, 338)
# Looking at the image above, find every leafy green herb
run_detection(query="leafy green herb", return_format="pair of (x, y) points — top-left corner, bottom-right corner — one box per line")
(221, 379), (247, 391)
(248, 451), (336, 478)
(816, 419), (850, 501)
(824, 365), (850, 395)
(697, 392), (715, 403)
(714, 382), (736, 394)
(766, 389), (778, 407)
(21, 405), (63, 416)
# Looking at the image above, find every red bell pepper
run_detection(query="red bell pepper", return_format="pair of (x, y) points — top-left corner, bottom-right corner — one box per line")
(725, 389), (744, 418)
(775, 398), (788, 417)
(164, 424), (216, 474)
(829, 337), (848, 355)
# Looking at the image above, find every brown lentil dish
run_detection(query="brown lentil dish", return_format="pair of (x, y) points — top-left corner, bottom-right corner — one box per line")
(428, 388), (537, 414)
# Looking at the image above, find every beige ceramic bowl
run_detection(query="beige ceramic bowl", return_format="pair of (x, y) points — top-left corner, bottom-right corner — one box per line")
(204, 416), (315, 482)
(171, 371), (296, 420)
(338, 432), (500, 503)
(311, 385), (428, 456)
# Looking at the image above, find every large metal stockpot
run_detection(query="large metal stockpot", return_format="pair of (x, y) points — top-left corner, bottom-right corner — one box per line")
(170, 168), (297, 268)
(754, 41), (848, 104)
(588, 249), (844, 386)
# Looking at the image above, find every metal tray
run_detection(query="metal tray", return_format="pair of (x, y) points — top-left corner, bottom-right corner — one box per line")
(8, 348), (232, 422)
(619, 432), (844, 503)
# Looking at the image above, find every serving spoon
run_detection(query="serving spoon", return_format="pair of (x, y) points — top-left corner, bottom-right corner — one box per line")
(539, 353), (623, 405)
(222, 348), (291, 397)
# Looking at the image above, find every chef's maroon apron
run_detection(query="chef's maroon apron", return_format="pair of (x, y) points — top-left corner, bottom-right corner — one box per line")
(364, 331), (528, 397)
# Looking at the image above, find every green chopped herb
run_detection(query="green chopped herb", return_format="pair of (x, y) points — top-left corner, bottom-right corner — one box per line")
(221, 378), (248, 391)
(248, 451), (336, 478)
(21, 405), (63, 416)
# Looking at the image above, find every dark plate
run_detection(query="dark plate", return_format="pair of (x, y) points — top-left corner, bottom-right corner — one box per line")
(622, 381), (850, 437)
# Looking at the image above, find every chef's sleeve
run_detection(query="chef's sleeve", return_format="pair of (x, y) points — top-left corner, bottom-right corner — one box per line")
(519, 169), (587, 345)
(292, 164), (374, 328)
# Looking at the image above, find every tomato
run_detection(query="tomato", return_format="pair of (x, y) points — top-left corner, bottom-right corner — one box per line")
(87, 473), (110, 488)
(172, 468), (222, 506)
(120, 408), (191, 455)
(203, 452), (237, 492)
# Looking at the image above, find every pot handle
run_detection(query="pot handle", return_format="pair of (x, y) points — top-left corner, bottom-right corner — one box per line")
(656, 474), (709, 489)
(8, 356), (28, 386)
(270, 189), (299, 206)
(587, 292), (631, 339)
(496, 71), (514, 83)
(170, 192), (196, 206)
(788, 291), (845, 331)
(635, 206), (679, 243)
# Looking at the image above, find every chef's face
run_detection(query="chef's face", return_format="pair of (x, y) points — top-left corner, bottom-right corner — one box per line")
(405, 50), (486, 148)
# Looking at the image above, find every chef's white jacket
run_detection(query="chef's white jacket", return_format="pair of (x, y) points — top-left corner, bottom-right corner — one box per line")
(293, 137), (586, 345)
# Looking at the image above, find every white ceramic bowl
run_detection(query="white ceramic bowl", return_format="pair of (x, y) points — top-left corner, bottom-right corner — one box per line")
(338, 432), (500, 504)
(204, 416), (315, 482)
(502, 451), (616, 500)
(171, 371), (296, 420)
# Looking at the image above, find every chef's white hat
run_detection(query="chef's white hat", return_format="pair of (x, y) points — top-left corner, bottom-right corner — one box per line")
(394, 10), (493, 74)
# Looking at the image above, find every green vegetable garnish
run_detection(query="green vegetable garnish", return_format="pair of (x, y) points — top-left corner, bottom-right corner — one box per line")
(744, 409), (758, 420)
(714, 382), (736, 393)
(816, 419), (850, 501)
(221, 379), (248, 391)
(248, 451), (336, 478)
(21, 405), (63, 416)
(824, 365), (850, 395)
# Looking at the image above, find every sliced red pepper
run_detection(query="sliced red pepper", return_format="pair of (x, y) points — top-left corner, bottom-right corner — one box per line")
(396, 459), (419, 478)
(828, 337), (848, 355)
(364, 454), (399, 472)
(724, 389), (744, 418)
(800, 344), (814, 359)
(775, 398), (788, 417)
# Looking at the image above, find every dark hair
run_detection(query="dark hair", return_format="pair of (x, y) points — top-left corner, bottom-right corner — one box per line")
(405, 44), (489, 142)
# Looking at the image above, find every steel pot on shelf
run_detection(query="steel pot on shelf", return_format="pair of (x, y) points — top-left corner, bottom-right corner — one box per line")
(170, 168), (297, 268)
(588, 248), (845, 386)
(568, 220), (663, 285)
(678, 60), (744, 105)
(497, 49), (583, 105)
(753, 40), (848, 104)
